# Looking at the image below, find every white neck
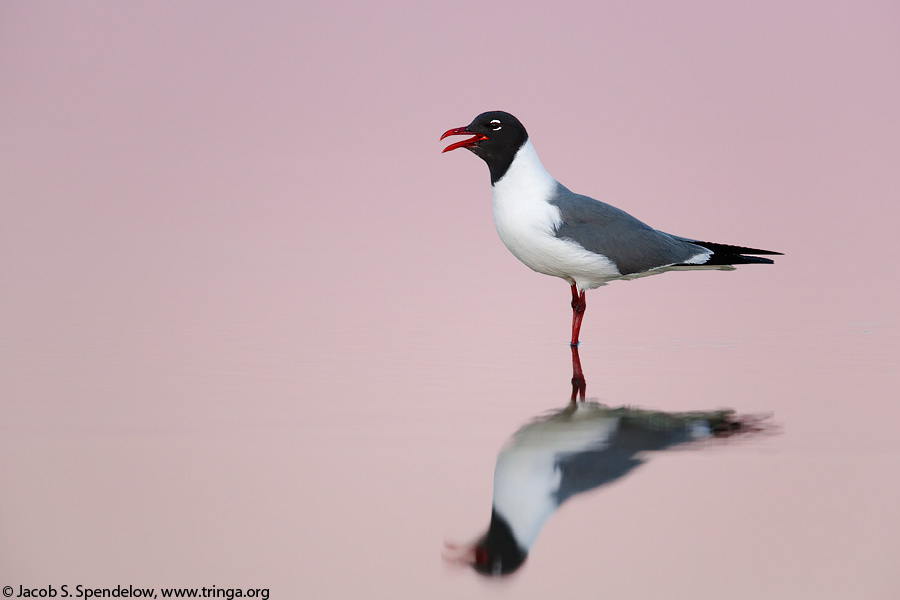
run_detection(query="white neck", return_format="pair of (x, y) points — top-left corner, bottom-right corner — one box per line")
(492, 139), (556, 195)
(492, 447), (560, 550)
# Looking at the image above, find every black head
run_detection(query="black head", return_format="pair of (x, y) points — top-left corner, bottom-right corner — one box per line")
(441, 111), (529, 184)
(470, 509), (528, 576)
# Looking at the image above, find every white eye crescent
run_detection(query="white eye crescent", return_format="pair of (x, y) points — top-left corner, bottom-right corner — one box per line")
(490, 119), (502, 130)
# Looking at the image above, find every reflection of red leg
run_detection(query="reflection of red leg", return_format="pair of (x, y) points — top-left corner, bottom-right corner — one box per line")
(570, 344), (586, 402)
(570, 284), (586, 347)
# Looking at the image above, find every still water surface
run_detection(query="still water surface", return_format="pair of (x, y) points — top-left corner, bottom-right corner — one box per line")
(3, 269), (898, 598)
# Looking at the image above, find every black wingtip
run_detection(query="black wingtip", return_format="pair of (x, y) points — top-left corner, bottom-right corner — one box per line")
(687, 240), (782, 266)
(693, 240), (783, 256)
(729, 255), (775, 265)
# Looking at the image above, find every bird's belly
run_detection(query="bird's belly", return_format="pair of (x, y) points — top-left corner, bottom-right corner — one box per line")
(493, 217), (621, 290)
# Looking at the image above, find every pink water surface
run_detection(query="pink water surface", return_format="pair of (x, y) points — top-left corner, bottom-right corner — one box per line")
(2, 1), (899, 598)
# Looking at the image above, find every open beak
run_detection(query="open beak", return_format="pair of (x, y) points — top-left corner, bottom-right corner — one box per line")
(442, 540), (478, 567)
(440, 126), (489, 153)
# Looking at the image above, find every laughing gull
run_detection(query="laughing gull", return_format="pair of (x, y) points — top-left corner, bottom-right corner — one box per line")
(445, 401), (767, 576)
(441, 111), (781, 346)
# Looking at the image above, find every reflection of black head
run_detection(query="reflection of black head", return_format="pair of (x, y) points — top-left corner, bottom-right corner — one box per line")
(471, 509), (528, 576)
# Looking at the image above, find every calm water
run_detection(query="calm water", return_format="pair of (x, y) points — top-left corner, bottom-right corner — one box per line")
(4, 274), (898, 598)
(3, 2), (899, 599)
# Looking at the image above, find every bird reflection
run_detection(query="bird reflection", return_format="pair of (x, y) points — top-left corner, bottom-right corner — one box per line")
(570, 345), (586, 402)
(446, 346), (768, 576)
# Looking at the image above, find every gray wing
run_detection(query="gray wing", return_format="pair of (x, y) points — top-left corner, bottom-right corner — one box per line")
(554, 418), (693, 505)
(548, 184), (710, 275)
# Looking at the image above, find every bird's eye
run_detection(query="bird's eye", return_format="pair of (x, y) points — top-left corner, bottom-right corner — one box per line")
(489, 119), (502, 131)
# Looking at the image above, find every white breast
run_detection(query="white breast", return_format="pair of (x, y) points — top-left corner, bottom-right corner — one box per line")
(491, 140), (621, 290)
(493, 405), (620, 550)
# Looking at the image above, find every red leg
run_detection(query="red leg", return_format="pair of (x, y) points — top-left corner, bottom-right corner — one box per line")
(570, 284), (586, 347)
(570, 344), (586, 402)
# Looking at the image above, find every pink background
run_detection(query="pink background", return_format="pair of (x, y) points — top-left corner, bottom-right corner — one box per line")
(2, 1), (898, 598)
